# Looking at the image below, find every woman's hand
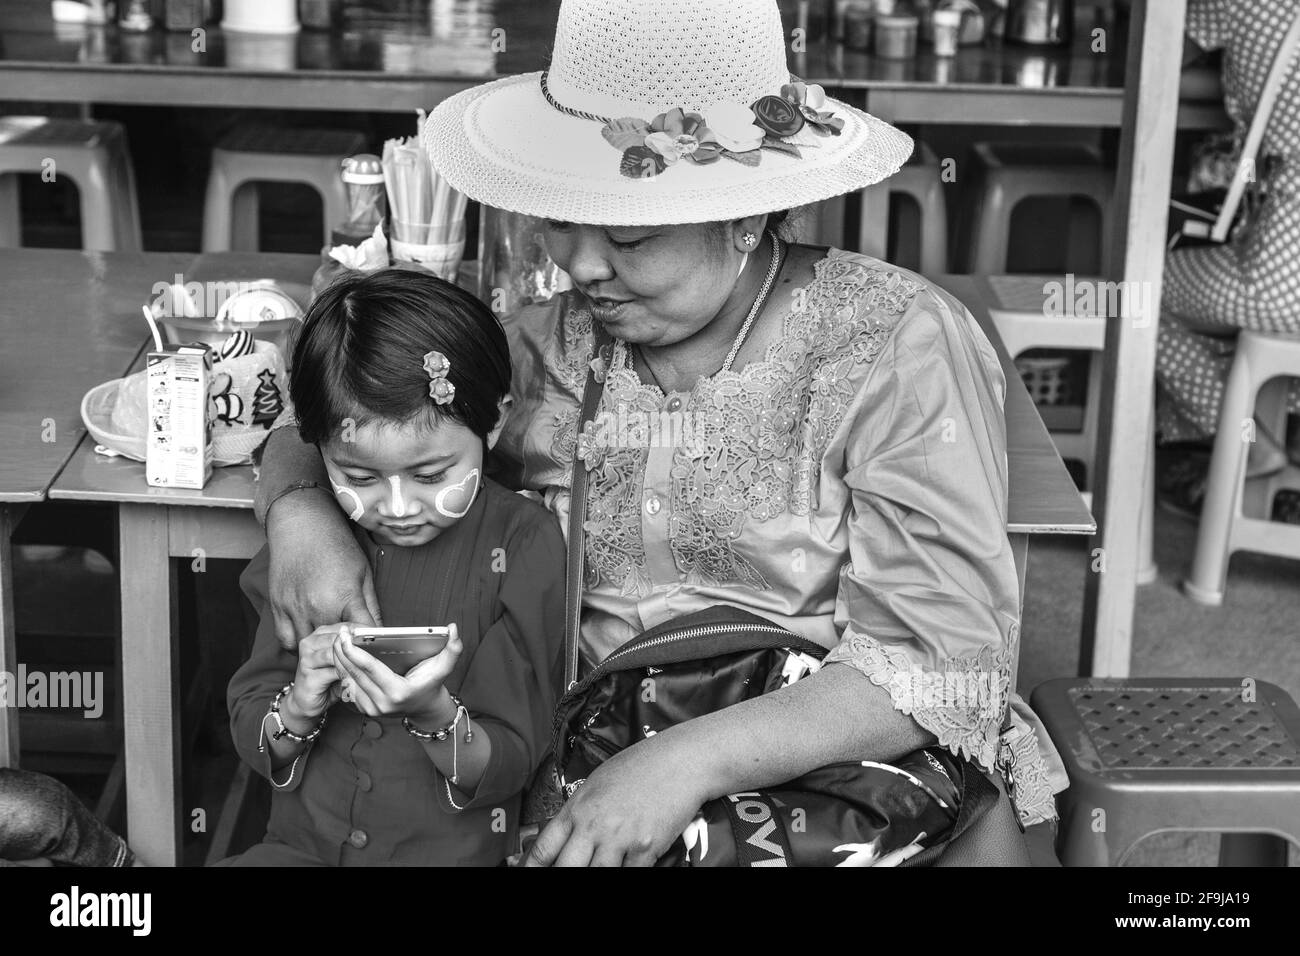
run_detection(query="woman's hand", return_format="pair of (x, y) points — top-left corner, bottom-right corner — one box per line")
(266, 489), (381, 651)
(525, 737), (707, 867)
(331, 624), (464, 720)
(287, 625), (347, 722)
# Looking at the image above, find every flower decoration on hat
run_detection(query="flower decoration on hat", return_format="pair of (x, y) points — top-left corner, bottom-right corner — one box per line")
(603, 109), (725, 179)
(423, 349), (456, 405)
(589, 74), (844, 180)
(777, 81), (846, 136)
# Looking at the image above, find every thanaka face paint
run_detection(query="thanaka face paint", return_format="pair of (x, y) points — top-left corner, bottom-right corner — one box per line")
(330, 478), (365, 521)
(319, 415), (487, 548)
(387, 475), (408, 517)
(434, 468), (480, 518)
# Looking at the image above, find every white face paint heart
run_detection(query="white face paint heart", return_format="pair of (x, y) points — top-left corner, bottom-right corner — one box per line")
(330, 479), (365, 522)
(434, 467), (480, 519)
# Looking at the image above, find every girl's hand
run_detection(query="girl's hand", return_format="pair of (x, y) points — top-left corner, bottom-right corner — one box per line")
(266, 490), (381, 652)
(288, 625), (345, 721)
(525, 737), (706, 867)
(331, 624), (463, 720)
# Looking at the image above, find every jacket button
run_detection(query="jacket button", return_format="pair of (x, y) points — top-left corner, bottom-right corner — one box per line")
(666, 396), (683, 413)
(644, 494), (662, 516)
(362, 720), (383, 739)
(348, 829), (369, 849)
(356, 771), (372, 792)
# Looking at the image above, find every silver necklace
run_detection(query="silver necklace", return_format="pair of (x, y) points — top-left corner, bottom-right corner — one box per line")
(635, 229), (784, 390)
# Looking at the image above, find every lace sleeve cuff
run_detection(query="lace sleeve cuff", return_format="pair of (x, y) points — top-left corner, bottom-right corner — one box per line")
(823, 626), (1059, 826)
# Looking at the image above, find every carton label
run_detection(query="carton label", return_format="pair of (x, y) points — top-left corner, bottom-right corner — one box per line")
(145, 344), (213, 489)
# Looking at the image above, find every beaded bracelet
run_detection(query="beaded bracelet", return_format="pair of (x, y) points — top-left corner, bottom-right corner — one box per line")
(404, 693), (474, 785)
(268, 683), (328, 743)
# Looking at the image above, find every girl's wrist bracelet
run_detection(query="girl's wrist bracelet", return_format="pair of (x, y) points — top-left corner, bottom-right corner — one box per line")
(404, 693), (474, 785)
(269, 683), (327, 743)
(402, 693), (469, 741)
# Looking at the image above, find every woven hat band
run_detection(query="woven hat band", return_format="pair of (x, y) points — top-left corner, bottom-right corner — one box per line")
(543, 0), (791, 121)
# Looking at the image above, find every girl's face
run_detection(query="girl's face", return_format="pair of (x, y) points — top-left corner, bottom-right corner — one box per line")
(321, 415), (485, 548)
(542, 221), (742, 347)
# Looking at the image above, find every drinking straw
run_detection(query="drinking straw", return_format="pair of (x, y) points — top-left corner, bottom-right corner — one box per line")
(383, 111), (469, 252)
(142, 304), (164, 352)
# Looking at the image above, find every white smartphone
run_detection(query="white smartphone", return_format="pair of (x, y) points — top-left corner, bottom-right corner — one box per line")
(350, 625), (453, 676)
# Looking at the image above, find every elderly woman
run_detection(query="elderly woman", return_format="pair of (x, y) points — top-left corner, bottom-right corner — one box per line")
(255, 0), (1065, 865)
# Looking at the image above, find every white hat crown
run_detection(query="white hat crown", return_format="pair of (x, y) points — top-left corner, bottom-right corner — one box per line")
(544, 0), (791, 120)
(423, 0), (912, 225)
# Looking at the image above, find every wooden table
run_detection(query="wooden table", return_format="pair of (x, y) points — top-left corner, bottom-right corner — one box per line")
(12, 250), (320, 867)
(0, 248), (194, 768)
(938, 274), (1095, 540)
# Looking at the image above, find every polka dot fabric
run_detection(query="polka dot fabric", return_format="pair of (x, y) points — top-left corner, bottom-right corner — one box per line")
(1158, 0), (1300, 442)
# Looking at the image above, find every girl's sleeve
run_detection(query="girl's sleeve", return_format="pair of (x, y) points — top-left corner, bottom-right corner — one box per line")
(436, 512), (567, 812)
(1185, 0), (1233, 52)
(820, 287), (1059, 822)
(228, 545), (317, 792)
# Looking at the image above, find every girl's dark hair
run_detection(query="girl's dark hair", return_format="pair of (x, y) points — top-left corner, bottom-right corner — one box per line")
(289, 269), (511, 445)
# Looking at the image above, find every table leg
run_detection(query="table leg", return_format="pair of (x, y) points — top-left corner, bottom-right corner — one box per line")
(0, 503), (25, 767)
(119, 503), (181, 866)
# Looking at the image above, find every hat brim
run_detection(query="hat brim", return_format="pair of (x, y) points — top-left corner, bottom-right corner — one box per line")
(424, 71), (913, 226)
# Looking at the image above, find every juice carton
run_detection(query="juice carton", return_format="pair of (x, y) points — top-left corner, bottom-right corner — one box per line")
(145, 342), (213, 489)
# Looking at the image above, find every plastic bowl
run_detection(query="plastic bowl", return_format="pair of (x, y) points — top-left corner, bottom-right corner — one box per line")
(148, 278), (308, 354)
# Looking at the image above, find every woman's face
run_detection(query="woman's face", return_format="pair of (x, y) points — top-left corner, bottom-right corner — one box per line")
(542, 221), (742, 346)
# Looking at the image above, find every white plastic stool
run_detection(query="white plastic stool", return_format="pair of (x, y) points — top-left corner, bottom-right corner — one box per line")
(0, 116), (142, 251)
(859, 142), (949, 275)
(201, 124), (367, 252)
(1184, 331), (1300, 605)
(986, 275), (1157, 584)
(968, 142), (1114, 275)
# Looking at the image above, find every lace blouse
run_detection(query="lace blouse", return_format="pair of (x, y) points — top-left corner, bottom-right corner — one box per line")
(494, 248), (1067, 825)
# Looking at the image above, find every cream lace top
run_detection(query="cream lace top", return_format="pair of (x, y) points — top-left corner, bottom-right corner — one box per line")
(494, 248), (1067, 825)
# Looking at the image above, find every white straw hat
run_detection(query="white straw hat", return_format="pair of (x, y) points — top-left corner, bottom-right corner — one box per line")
(423, 0), (913, 225)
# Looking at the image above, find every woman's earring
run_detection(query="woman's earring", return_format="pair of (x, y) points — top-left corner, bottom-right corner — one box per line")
(742, 232), (757, 246)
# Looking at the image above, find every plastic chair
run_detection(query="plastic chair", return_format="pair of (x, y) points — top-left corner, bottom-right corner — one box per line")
(809, 142), (947, 272)
(859, 141), (949, 275)
(982, 274), (1157, 584)
(201, 124), (367, 252)
(1184, 331), (1300, 605)
(0, 116), (142, 251)
(1033, 677), (1300, 866)
(967, 142), (1114, 275)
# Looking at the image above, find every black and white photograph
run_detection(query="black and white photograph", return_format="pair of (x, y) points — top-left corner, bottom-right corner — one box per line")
(0, 0), (1295, 933)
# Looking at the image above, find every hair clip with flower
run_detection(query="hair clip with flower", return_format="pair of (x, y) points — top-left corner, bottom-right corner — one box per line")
(422, 350), (456, 405)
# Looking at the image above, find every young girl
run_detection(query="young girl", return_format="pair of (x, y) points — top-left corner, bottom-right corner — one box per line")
(223, 269), (566, 866)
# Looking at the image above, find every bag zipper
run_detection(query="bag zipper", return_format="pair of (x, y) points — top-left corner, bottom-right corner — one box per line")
(548, 621), (821, 755)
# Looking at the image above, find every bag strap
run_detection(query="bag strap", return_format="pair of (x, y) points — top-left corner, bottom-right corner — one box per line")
(563, 325), (611, 691)
(1211, 5), (1300, 241)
